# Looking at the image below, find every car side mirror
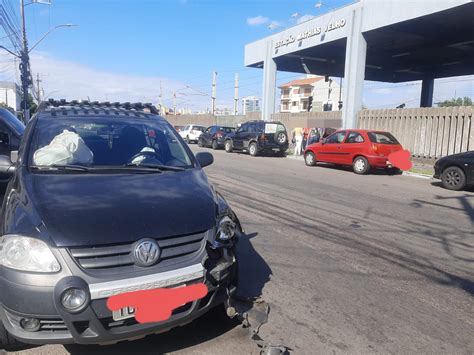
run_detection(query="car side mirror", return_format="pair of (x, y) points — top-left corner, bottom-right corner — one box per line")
(0, 154), (15, 176)
(195, 152), (214, 168)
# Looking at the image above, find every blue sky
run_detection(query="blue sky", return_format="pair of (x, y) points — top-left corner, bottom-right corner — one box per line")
(0, 0), (472, 111)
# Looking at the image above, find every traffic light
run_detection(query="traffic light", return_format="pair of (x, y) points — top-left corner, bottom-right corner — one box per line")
(307, 96), (313, 112)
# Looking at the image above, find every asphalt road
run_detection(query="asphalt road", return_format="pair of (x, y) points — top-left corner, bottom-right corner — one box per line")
(7, 146), (474, 355)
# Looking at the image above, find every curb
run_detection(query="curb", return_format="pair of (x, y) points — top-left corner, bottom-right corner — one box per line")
(402, 171), (433, 180)
(286, 155), (304, 160)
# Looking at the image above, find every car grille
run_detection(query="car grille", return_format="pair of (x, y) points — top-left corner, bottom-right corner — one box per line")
(68, 232), (207, 274)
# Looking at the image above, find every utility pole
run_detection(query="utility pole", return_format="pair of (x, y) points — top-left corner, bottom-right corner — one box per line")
(234, 73), (239, 116)
(173, 91), (176, 115)
(35, 73), (42, 102)
(211, 71), (217, 115)
(20, 0), (31, 121)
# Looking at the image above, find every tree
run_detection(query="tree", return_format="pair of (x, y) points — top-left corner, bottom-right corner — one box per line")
(437, 97), (473, 107)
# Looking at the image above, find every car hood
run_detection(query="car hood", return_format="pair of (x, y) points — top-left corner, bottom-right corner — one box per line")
(26, 169), (216, 247)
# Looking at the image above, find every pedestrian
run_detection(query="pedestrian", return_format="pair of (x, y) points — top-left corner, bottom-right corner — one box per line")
(293, 127), (303, 155)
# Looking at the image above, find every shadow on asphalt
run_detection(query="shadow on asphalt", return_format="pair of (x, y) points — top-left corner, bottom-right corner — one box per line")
(308, 162), (403, 176)
(430, 180), (474, 193)
(5, 232), (272, 354)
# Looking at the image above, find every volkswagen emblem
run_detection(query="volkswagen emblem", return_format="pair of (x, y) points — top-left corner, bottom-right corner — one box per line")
(133, 239), (161, 267)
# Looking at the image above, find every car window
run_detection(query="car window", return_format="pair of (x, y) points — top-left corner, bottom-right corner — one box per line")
(326, 131), (347, 144)
(0, 109), (25, 136)
(219, 127), (234, 133)
(29, 117), (193, 168)
(183, 125), (190, 131)
(367, 132), (399, 145)
(345, 132), (365, 143)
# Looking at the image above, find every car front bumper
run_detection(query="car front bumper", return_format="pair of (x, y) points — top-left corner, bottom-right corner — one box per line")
(0, 259), (237, 345)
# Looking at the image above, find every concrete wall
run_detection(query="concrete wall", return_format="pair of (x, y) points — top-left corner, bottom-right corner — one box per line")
(358, 107), (474, 160)
(165, 111), (342, 135)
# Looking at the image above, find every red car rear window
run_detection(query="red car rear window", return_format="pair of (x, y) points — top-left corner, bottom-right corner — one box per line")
(367, 132), (399, 145)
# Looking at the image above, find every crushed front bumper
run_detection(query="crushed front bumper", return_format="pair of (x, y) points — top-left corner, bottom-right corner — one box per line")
(0, 258), (237, 345)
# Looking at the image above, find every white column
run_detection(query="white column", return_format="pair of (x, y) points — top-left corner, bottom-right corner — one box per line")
(342, 5), (366, 129)
(261, 40), (277, 121)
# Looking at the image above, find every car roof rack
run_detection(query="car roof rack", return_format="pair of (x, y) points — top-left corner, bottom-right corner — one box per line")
(36, 99), (160, 116)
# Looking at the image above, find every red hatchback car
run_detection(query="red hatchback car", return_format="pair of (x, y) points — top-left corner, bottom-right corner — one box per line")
(304, 129), (403, 174)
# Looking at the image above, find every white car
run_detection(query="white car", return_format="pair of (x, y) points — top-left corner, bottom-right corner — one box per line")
(179, 124), (206, 143)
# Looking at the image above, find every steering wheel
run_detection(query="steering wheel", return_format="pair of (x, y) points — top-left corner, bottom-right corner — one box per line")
(127, 151), (163, 165)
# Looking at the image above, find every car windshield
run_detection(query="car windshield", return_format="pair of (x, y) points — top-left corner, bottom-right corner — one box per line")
(29, 117), (193, 169)
(367, 132), (400, 145)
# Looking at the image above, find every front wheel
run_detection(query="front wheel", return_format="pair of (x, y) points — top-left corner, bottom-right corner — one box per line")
(305, 151), (316, 166)
(353, 156), (370, 175)
(441, 166), (466, 191)
(212, 140), (218, 150)
(197, 139), (204, 147)
(249, 142), (258, 157)
(225, 140), (233, 153)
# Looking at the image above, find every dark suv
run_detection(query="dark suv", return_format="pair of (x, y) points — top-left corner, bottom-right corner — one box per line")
(0, 100), (240, 349)
(224, 120), (288, 156)
(198, 125), (235, 150)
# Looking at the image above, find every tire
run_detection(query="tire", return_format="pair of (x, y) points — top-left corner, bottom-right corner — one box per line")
(275, 131), (287, 145)
(249, 142), (258, 157)
(197, 139), (204, 147)
(305, 151), (316, 166)
(212, 140), (218, 150)
(225, 140), (233, 153)
(0, 321), (22, 351)
(441, 166), (466, 191)
(353, 156), (370, 175)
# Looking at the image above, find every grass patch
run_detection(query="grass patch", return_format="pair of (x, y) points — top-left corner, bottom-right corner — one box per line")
(408, 167), (433, 176)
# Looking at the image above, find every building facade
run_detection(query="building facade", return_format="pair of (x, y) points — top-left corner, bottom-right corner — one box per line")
(279, 75), (340, 113)
(0, 81), (21, 111)
(242, 96), (260, 115)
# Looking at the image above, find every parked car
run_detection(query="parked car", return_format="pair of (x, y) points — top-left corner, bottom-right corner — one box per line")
(0, 108), (25, 184)
(304, 129), (403, 174)
(179, 124), (206, 143)
(224, 120), (288, 157)
(173, 125), (184, 132)
(198, 125), (235, 149)
(433, 151), (474, 191)
(0, 101), (240, 349)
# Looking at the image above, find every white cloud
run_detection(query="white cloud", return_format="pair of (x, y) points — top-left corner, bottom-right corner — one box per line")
(297, 14), (315, 24)
(268, 21), (282, 30)
(246, 15), (269, 26)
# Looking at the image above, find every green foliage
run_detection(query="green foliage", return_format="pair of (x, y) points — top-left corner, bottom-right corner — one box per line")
(437, 97), (473, 107)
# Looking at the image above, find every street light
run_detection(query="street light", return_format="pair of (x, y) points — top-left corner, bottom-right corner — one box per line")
(28, 24), (77, 52)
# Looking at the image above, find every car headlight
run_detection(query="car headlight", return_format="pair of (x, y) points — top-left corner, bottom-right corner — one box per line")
(216, 216), (236, 241)
(0, 235), (61, 273)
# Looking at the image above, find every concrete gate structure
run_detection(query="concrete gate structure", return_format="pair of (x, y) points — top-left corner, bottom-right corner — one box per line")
(244, 0), (474, 128)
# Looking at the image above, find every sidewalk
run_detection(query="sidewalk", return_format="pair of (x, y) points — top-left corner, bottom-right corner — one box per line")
(286, 154), (434, 179)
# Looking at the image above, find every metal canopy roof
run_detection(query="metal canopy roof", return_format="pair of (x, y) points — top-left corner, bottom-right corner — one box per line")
(251, 2), (474, 83)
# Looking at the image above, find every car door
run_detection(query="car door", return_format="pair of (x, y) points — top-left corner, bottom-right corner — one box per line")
(341, 131), (366, 165)
(233, 124), (247, 149)
(464, 151), (474, 184)
(318, 131), (347, 164)
(243, 123), (256, 149)
(201, 126), (212, 146)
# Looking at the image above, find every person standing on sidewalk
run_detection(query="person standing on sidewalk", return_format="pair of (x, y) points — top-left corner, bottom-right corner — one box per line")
(293, 127), (303, 155)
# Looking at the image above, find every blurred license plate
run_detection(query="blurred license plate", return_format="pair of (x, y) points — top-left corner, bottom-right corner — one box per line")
(272, 148), (279, 152)
(113, 307), (135, 321)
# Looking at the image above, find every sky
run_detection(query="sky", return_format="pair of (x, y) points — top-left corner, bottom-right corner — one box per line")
(0, 0), (472, 112)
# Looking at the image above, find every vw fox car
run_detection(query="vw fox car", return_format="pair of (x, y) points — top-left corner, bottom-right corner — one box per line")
(198, 126), (235, 150)
(179, 124), (206, 144)
(0, 100), (240, 349)
(433, 151), (474, 191)
(224, 120), (288, 157)
(304, 129), (403, 174)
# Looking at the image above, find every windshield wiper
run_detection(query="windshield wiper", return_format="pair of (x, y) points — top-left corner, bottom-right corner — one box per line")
(124, 163), (186, 171)
(31, 164), (90, 172)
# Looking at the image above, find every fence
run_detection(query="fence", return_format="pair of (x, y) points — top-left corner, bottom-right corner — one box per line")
(358, 107), (474, 160)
